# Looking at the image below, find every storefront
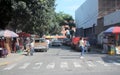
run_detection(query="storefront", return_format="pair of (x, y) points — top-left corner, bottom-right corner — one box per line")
(104, 26), (120, 55)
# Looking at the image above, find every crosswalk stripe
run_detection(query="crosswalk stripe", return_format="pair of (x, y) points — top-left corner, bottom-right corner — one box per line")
(96, 61), (109, 66)
(4, 60), (120, 70)
(108, 60), (120, 66)
(33, 62), (43, 69)
(4, 64), (17, 70)
(86, 61), (96, 67)
(60, 62), (68, 68)
(46, 62), (55, 69)
(19, 63), (30, 69)
(73, 62), (82, 68)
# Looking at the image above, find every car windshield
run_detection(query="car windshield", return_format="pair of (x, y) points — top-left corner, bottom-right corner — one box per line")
(35, 39), (39, 43)
(40, 38), (45, 42)
(34, 38), (45, 43)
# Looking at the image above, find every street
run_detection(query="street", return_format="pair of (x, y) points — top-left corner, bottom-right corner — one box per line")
(0, 45), (120, 75)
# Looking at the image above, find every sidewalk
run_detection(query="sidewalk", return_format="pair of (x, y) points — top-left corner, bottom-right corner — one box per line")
(93, 48), (102, 53)
(91, 47), (120, 57)
(0, 52), (25, 66)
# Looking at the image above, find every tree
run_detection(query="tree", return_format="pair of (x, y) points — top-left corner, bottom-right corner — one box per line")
(0, 0), (75, 37)
(0, 0), (11, 29)
(11, 0), (31, 31)
(56, 12), (74, 26)
(10, 0), (56, 36)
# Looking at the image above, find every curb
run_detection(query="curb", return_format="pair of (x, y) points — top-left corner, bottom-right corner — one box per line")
(91, 47), (102, 53)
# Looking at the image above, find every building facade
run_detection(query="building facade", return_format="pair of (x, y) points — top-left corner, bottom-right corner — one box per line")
(75, 0), (98, 45)
(99, 0), (120, 18)
(96, 0), (120, 34)
(75, 0), (120, 45)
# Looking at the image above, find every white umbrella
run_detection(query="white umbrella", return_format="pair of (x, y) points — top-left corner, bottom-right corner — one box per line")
(0, 30), (18, 37)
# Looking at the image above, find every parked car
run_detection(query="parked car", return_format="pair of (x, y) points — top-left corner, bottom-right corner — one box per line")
(62, 38), (71, 46)
(34, 38), (48, 52)
(71, 37), (80, 49)
(51, 38), (62, 46)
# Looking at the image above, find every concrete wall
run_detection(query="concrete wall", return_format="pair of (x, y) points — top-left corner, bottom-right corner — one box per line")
(75, 0), (98, 29)
(104, 10), (120, 26)
(95, 17), (104, 34)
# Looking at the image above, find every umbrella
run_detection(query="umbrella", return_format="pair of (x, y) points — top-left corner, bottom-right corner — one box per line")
(104, 26), (120, 34)
(104, 26), (120, 46)
(0, 30), (18, 37)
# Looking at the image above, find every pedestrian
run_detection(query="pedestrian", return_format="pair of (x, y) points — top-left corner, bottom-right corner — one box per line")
(12, 38), (16, 53)
(65, 29), (71, 38)
(84, 38), (90, 53)
(23, 37), (27, 50)
(102, 36), (108, 54)
(27, 39), (34, 56)
(46, 39), (50, 49)
(79, 37), (85, 58)
(30, 39), (34, 56)
(15, 38), (20, 53)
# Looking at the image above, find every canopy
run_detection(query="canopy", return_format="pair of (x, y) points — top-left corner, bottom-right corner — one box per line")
(104, 26), (120, 34)
(0, 30), (18, 37)
(17, 32), (31, 37)
(104, 26), (120, 45)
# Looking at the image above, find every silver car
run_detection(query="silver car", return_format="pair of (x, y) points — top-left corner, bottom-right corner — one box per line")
(51, 38), (62, 46)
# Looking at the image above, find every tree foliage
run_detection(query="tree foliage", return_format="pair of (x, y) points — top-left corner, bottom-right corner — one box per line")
(0, 0), (75, 36)
(0, 0), (11, 29)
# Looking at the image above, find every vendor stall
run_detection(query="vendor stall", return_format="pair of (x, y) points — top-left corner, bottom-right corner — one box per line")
(104, 26), (120, 55)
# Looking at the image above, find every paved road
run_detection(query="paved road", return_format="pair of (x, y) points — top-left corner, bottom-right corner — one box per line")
(0, 46), (120, 75)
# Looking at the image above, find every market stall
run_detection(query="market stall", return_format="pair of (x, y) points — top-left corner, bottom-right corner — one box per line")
(104, 26), (120, 55)
(0, 30), (18, 55)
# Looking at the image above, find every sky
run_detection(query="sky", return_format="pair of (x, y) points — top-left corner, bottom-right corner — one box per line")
(55, 0), (86, 19)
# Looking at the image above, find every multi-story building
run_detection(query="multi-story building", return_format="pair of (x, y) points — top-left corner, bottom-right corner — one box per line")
(99, 0), (120, 18)
(75, 0), (98, 38)
(75, 0), (120, 45)
(96, 0), (120, 34)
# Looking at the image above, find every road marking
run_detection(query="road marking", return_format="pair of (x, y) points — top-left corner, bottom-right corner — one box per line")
(96, 61), (109, 66)
(60, 62), (68, 68)
(108, 60), (120, 66)
(33, 62), (43, 69)
(0, 62), (9, 66)
(4, 64), (17, 70)
(19, 63), (30, 69)
(46, 62), (55, 69)
(86, 61), (96, 67)
(73, 62), (82, 68)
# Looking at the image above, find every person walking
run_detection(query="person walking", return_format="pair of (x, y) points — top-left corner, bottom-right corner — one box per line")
(15, 38), (20, 53)
(30, 39), (34, 56)
(46, 39), (50, 49)
(79, 37), (85, 59)
(102, 36), (108, 54)
(84, 38), (91, 53)
(27, 39), (34, 56)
